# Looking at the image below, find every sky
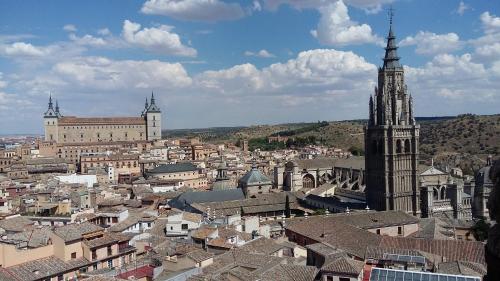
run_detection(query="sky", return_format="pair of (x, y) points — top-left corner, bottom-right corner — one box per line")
(0, 0), (499, 134)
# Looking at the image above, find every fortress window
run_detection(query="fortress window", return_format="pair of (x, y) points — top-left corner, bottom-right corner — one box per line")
(396, 140), (402, 154)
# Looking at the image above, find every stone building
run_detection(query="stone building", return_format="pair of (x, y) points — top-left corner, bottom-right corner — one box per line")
(474, 156), (494, 219)
(363, 18), (474, 220)
(364, 18), (420, 215)
(212, 158), (234, 190)
(238, 164), (272, 198)
(419, 163), (474, 220)
(43, 93), (162, 143)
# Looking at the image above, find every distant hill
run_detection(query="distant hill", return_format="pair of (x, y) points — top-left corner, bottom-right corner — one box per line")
(163, 114), (500, 173)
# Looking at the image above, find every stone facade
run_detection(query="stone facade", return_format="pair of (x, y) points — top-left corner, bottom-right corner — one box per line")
(364, 20), (475, 220)
(365, 22), (420, 215)
(43, 93), (162, 143)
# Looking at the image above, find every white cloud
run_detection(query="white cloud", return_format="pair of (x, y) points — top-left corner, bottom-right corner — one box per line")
(141, 0), (245, 22)
(480, 12), (500, 34)
(69, 34), (109, 47)
(475, 42), (500, 59)
(456, 1), (469, 16)
(244, 49), (276, 58)
(405, 53), (498, 102)
(0, 42), (49, 57)
(252, 0), (262, 11)
(470, 12), (500, 61)
(122, 20), (197, 57)
(311, 1), (382, 46)
(197, 49), (377, 96)
(400, 31), (462, 55)
(97, 28), (111, 36)
(52, 56), (192, 91)
(63, 24), (77, 32)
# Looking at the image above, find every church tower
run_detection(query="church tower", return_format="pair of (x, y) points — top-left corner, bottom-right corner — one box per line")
(145, 92), (162, 141)
(365, 13), (420, 215)
(43, 94), (59, 142)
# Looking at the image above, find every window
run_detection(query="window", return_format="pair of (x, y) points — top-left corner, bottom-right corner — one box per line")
(92, 250), (97, 260)
(107, 259), (113, 268)
(376, 229), (381, 235)
(71, 252), (77, 259)
(339, 278), (350, 281)
(404, 139), (411, 153)
(396, 139), (402, 153)
(93, 264), (98, 270)
(182, 224), (188, 230)
(107, 246), (112, 256)
(398, 226), (403, 236)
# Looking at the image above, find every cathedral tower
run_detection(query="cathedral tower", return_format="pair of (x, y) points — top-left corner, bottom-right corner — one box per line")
(365, 14), (420, 215)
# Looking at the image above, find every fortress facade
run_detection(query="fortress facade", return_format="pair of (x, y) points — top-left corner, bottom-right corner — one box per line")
(43, 93), (162, 143)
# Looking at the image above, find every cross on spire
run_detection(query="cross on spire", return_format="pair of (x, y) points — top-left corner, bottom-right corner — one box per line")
(388, 6), (394, 26)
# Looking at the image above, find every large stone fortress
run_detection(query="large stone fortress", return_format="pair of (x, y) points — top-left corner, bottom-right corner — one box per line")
(365, 17), (420, 215)
(43, 93), (162, 143)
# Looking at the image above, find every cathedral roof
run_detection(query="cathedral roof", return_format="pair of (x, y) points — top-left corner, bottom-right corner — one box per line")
(382, 14), (401, 69)
(420, 166), (447, 176)
(238, 165), (271, 186)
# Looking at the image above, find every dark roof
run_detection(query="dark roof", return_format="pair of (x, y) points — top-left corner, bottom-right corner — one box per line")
(172, 189), (245, 207)
(0, 216), (35, 233)
(53, 222), (103, 242)
(186, 249), (214, 263)
(238, 166), (271, 186)
(0, 256), (89, 281)
(148, 162), (198, 174)
(322, 256), (364, 276)
(260, 264), (318, 281)
(380, 236), (485, 265)
(436, 261), (486, 277)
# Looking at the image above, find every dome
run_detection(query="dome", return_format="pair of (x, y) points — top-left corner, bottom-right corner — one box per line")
(239, 165), (271, 186)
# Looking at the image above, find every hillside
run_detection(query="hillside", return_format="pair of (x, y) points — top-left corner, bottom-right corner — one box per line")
(163, 114), (499, 173)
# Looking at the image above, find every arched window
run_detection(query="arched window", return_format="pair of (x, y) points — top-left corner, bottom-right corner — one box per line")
(441, 187), (446, 200)
(405, 139), (411, 153)
(433, 188), (439, 200)
(396, 140), (402, 154)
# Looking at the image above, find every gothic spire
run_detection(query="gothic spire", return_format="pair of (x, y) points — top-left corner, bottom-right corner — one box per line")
(55, 99), (62, 117)
(150, 91), (155, 105)
(44, 93), (57, 117)
(146, 91), (160, 113)
(48, 94), (53, 109)
(383, 7), (401, 69)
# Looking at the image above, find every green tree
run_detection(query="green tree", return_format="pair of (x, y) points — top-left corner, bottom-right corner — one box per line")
(471, 218), (490, 241)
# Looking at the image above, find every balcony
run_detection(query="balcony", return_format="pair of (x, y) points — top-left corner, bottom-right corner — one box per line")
(119, 245), (135, 254)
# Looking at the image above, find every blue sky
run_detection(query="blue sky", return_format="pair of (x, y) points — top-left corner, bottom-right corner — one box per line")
(0, 0), (499, 134)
